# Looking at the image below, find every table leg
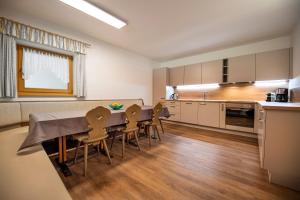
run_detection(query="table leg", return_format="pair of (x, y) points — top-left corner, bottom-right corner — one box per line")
(57, 136), (72, 177)
(58, 137), (63, 163)
(63, 136), (67, 162)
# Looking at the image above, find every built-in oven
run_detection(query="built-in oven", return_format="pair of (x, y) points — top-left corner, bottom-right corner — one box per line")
(225, 103), (255, 133)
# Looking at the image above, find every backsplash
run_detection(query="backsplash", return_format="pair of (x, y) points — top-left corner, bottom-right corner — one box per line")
(290, 87), (300, 102)
(175, 83), (289, 101)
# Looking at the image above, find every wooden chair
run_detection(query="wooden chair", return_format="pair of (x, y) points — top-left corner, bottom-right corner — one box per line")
(73, 106), (112, 176)
(120, 104), (142, 158)
(144, 103), (163, 147)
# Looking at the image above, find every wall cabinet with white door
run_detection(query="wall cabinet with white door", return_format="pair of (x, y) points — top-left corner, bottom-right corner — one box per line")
(180, 101), (198, 124)
(201, 60), (223, 84)
(228, 54), (255, 82)
(169, 66), (185, 86)
(197, 102), (220, 127)
(184, 63), (202, 85)
(153, 68), (169, 104)
(255, 48), (290, 81)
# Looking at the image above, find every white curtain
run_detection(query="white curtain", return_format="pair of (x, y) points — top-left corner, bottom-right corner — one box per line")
(73, 53), (86, 97)
(22, 48), (69, 84)
(1, 17), (88, 54)
(0, 34), (16, 98)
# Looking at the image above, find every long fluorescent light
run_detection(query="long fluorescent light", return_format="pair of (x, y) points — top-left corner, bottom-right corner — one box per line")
(177, 83), (220, 91)
(254, 80), (288, 87)
(59, 0), (127, 29)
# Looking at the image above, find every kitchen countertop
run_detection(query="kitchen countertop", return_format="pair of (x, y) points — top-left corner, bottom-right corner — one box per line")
(165, 99), (257, 103)
(165, 99), (300, 111)
(257, 101), (300, 111)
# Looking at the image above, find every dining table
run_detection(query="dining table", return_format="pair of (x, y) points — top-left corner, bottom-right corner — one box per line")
(18, 105), (169, 176)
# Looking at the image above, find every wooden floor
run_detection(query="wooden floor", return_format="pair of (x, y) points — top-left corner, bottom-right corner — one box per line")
(58, 123), (300, 200)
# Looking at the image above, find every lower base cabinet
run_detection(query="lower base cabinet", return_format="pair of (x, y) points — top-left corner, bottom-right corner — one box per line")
(198, 102), (220, 128)
(180, 102), (198, 124)
(258, 108), (300, 191)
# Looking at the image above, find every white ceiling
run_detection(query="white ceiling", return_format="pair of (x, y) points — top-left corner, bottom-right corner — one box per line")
(1, 0), (300, 61)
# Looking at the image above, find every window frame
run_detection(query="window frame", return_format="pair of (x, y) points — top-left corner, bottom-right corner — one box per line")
(17, 45), (74, 97)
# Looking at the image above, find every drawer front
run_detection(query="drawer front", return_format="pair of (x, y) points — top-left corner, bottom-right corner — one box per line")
(198, 102), (220, 128)
(166, 104), (180, 114)
(168, 113), (180, 121)
(180, 102), (198, 124)
(165, 101), (180, 107)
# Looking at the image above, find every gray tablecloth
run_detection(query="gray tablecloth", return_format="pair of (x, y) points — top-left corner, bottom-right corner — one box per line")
(19, 106), (169, 151)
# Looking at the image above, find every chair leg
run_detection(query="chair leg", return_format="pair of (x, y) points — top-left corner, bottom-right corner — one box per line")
(134, 131), (141, 151)
(110, 131), (116, 150)
(159, 119), (165, 134)
(155, 125), (161, 141)
(122, 133), (126, 159)
(147, 126), (151, 147)
(137, 126), (141, 138)
(74, 141), (81, 164)
(102, 139), (112, 164)
(84, 144), (88, 176)
(96, 142), (100, 156)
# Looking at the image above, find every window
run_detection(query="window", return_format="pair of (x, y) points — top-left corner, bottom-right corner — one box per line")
(17, 45), (73, 96)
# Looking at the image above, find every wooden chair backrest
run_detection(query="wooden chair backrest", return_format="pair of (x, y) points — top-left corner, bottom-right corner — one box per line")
(85, 106), (111, 140)
(124, 104), (141, 130)
(152, 103), (162, 125)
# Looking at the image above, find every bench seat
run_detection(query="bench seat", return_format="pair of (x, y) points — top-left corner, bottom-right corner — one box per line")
(0, 127), (71, 200)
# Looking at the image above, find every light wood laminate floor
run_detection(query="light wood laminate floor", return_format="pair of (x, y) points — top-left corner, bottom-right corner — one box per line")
(58, 123), (300, 200)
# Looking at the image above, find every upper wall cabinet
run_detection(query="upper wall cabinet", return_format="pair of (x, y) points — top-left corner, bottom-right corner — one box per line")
(201, 60), (223, 84)
(153, 68), (169, 104)
(184, 63), (202, 85)
(169, 66), (185, 86)
(255, 49), (290, 81)
(228, 54), (255, 83)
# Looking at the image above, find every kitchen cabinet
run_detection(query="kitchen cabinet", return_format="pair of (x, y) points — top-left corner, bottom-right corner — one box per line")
(184, 63), (202, 85)
(153, 68), (169, 104)
(228, 54), (255, 82)
(257, 106), (300, 191)
(201, 60), (223, 84)
(180, 101), (198, 124)
(165, 101), (180, 121)
(169, 66), (185, 86)
(198, 102), (220, 127)
(255, 48), (290, 81)
(219, 103), (226, 128)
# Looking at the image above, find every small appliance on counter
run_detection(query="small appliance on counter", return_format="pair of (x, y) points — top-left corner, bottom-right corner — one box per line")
(275, 88), (288, 102)
(170, 93), (179, 100)
(266, 92), (275, 102)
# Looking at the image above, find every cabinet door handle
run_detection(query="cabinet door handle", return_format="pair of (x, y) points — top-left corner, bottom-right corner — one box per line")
(199, 102), (206, 105)
(221, 104), (224, 111)
(160, 97), (165, 99)
(185, 102), (192, 104)
(170, 106), (175, 108)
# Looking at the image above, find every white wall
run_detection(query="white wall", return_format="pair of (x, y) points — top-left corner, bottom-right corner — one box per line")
(289, 21), (300, 89)
(0, 9), (157, 105)
(160, 36), (292, 68)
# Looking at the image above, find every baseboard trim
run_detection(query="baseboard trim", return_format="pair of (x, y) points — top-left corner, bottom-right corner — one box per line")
(163, 120), (258, 139)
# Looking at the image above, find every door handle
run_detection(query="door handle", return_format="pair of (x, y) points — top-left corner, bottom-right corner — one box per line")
(185, 102), (192, 104)
(221, 104), (224, 111)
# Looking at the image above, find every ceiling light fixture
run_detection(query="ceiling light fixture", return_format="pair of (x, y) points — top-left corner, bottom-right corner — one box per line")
(59, 0), (127, 29)
(177, 83), (220, 91)
(254, 80), (288, 87)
